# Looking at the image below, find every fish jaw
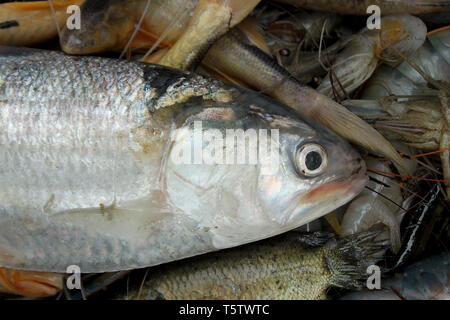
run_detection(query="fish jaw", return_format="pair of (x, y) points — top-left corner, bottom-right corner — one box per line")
(255, 125), (369, 232)
(164, 92), (369, 250)
(286, 166), (368, 227)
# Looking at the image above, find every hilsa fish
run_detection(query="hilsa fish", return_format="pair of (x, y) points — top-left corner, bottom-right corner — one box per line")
(114, 232), (387, 300)
(0, 46), (367, 274)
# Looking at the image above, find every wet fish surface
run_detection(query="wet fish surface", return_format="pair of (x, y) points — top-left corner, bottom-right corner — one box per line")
(0, 46), (367, 273)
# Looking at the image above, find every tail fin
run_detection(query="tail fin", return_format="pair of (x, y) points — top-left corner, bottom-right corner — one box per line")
(324, 232), (388, 289)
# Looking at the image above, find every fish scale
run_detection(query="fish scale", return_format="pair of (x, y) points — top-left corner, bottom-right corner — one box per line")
(0, 46), (367, 272)
(116, 233), (386, 300)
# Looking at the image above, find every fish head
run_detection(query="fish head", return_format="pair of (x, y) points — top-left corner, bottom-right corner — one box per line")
(257, 109), (368, 230)
(165, 87), (367, 248)
(60, 0), (138, 54)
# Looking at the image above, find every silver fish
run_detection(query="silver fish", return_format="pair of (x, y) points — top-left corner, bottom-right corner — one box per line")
(0, 46), (367, 273)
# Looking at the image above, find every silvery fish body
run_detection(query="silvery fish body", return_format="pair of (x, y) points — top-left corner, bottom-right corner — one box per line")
(0, 46), (366, 273)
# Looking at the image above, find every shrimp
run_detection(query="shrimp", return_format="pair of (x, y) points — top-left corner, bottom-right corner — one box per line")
(263, 10), (343, 50)
(344, 94), (450, 199)
(317, 14), (428, 99)
(260, 10), (343, 83)
(353, 26), (450, 198)
(363, 26), (450, 99)
(341, 160), (404, 253)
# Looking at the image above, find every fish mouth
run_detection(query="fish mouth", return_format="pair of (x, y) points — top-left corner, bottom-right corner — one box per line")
(285, 159), (368, 227)
(304, 160), (366, 203)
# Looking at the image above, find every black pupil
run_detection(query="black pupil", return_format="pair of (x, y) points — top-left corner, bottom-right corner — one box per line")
(305, 151), (322, 171)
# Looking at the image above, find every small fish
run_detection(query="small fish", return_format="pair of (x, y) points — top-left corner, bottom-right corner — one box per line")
(0, 46), (367, 274)
(202, 28), (409, 174)
(115, 232), (387, 300)
(317, 15), (428, 99)
(158, 0), (262, 70)
(60, 0), (195, 54)
(58, 0), (408, 173)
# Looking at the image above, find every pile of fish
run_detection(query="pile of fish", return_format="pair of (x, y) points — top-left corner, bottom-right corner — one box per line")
(0, 0), (448, 300)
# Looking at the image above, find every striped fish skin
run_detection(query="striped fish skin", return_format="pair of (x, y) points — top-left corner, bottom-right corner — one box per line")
(0, 46), (366, 273)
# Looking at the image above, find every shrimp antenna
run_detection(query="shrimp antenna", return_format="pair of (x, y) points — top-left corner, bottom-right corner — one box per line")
(136, 268), (150, 299)
(368, 168), (450, 183)
(142, 4), (191, 61)
(364, 185), (407, 211)
(368, 176), (390, 188)
(120, 0), (152, 59)
(47, 0), (62, 41)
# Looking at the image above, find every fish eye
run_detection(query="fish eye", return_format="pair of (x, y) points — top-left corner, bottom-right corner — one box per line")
(279, 48), (290, 57)
(296, 143), (328, 177)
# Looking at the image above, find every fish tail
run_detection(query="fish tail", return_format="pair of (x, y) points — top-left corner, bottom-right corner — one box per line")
(324, 231), (388, 289)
